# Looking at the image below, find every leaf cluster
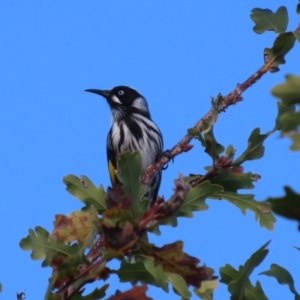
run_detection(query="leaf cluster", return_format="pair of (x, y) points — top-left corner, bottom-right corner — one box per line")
(17, 3), (300, 300)
(273, 74), (300, 150)
(20, 152), (218, 299)
(220, 241), (300, 300)
(250, 6), (299, 72)
(20, 123), (275, 300)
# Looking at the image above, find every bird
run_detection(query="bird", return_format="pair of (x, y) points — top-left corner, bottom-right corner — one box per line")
(85, 85), (163, 202)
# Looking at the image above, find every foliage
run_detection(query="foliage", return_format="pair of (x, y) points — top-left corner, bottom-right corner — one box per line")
(220, 241), (270, 300)
(18, 2), (300, 300)
(272, 74), (300, 150)
(260, 264), (300, 299)
(266, 186), (300, 229)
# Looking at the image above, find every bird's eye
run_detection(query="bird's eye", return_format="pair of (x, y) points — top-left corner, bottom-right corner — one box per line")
(118, 90), (124, 96)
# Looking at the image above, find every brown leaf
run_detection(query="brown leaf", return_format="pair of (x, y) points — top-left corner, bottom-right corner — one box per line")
(106, 184), (132, 210)
(107, 286), (153, 300)
(101, 221), (138, 252)
(141, 241), (215, 288)
(51, 208), (98, 244)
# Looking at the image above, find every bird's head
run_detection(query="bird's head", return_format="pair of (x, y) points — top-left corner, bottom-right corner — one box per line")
(85, 86), (151, 120)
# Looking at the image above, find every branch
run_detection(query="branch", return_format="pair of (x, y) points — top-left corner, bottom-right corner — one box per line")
(189, 155), (234, 187)
(55, 256), (108, 299)
(141, 63), (272, 185)
(86, 235), (103, 262)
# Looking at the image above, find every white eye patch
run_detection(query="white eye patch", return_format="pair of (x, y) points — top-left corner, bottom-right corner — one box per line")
(111, 95), (122, 104)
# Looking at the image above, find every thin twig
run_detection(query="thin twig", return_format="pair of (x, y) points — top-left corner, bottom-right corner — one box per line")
(56, 256), (108, 299)
(189, 155), (233, 187)
(141, 63), (271, 185)
(86, 235), (103, 262)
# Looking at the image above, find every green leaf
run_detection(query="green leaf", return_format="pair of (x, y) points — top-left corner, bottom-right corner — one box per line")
(140, 240), (214, 289)
(220, 241), (270, 300)
(220, 263), (239, 287)
(19, 226), (82, 267)
(219, 272), (268, 300)
(275, 101), (296, 131)
(231, 240), (270, 291)
(178, 181), (219, 216)
(225, 145), (236, 160)
(277, 111), (300, 150)
(272, 74), (300, 106)
(63, 175), (106, 213)
(244, 281), (268, 300)
(278, 111), (300, 132)
(168, 273), (191, 299)
(209, 169), (260, 192)
(189, 97), (222, 140)
(213, 191), (276, 230)
(20, 226), (50, 260)
(266, 186), (300, 229)
(143, 258), (169, 292)
(290, 134), (300, 150)
(203, 125), (225, 161)
(250, 6), (288, 33)
(233, 128), (273, 165)
(193, 279), (218, 300)
(264, 32), (296, 67)
(149, 181), (222, 234)
(69, 285), (109, 300)
(203, 108), (219, 135)
(116, 259), (168, 290)
(188, 128), (205, 145)
(260, 264), (300, 299)
(272, 75), (300, 150)
(188, 126), (225, 161)
(117, 152), (147, 217)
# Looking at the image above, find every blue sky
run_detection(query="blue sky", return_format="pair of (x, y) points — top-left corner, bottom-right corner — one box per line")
(1, 1), (299, 299)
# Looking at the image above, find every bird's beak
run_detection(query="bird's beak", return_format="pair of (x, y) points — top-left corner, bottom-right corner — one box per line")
(85, 89), (110, 99)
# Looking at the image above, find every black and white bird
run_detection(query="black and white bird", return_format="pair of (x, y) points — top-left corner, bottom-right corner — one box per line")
(85, 86), (163, 202)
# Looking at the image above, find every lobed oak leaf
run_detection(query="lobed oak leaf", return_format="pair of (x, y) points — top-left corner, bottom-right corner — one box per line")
(260, 263), (300, 298)
(220, 241), (270, 299)
(141, 241), (215, 288)
(213, 191), (276, 230)
(63, 175), (106, 213)
(51, 207), (98, 244)
(264, 32), (296, 70)
(117, 152), (148, 218)
(250, 6), (288, 34)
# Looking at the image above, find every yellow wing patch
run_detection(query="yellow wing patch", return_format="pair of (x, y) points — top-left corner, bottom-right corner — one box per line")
(108, 160), (118, 186)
